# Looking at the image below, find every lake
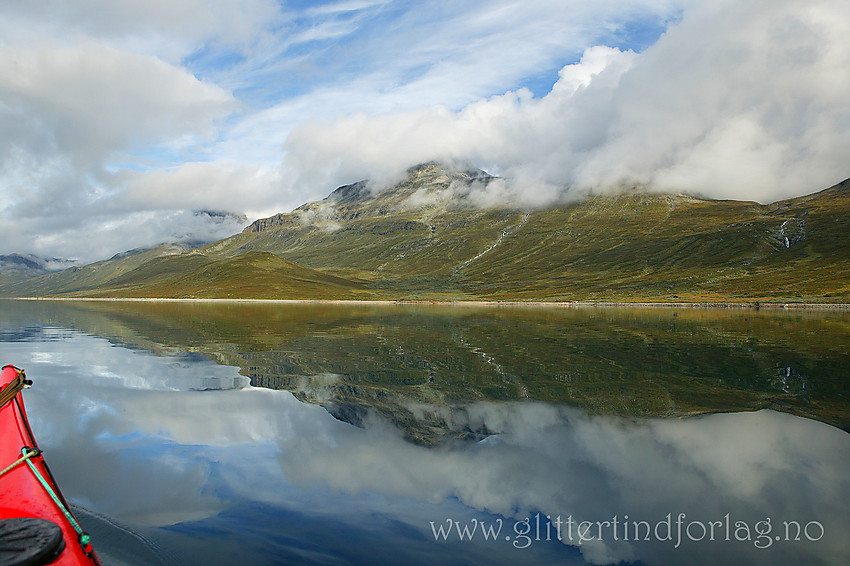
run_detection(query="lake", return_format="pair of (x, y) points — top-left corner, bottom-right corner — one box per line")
(0, 299), (848, 565)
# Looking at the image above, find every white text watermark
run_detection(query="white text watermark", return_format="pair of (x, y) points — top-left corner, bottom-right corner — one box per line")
(429, 513), (825, 549)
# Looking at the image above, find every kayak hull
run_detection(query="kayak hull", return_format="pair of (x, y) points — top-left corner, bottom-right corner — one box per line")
(0, 365), (100, 566)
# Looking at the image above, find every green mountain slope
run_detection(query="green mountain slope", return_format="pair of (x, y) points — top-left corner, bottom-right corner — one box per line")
(2, 163), (849, 301)
(94, 251), (370, 299)
(0, 244), (198, 297)
(456, 182), (850, 301)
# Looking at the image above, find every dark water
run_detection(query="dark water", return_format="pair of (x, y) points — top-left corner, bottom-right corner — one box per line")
(0, 299), (848, 565)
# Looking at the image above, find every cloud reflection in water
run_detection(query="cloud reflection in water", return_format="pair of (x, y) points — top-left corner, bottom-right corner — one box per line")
(2, 327), (847, 566)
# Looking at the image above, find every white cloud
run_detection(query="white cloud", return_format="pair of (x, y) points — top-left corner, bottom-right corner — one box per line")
(281, 46), (637, 204)
(0, 0), (286, 63)
(573, 0), (850, 200)
(0, 41), (238, 262)
(20, 209), (247, 263)
(0, 42), (234, 169)
(118, 161), (281, 216)
(1, 0), (847, 264)
(282, 0), (850, 204)
(306, 0), (394, 17)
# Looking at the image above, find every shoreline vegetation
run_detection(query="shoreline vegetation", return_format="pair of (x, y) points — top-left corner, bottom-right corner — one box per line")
(12, 297), (850, 310)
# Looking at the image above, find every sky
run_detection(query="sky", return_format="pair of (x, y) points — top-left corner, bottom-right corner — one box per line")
(1, 0), (848, 264)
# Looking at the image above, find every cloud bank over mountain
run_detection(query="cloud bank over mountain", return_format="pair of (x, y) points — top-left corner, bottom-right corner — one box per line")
(284, 0), (850, 205)
(0, 0), (847, 263)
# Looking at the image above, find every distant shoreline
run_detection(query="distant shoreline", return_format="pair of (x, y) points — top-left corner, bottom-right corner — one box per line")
(11, 297), (850, 310)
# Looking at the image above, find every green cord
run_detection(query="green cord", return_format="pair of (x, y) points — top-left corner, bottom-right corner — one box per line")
(0, 449), (37, 479)
(21, 447), (89, 543)
(0, 448), (91, 549)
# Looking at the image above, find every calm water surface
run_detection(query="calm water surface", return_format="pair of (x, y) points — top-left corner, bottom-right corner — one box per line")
(0, 299), (848, 566)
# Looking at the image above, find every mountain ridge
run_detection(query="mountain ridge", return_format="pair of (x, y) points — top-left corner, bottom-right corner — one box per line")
(2, 163), (849, 302)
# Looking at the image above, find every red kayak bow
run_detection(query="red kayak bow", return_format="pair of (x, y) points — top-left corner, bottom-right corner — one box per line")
(0, 365), (100, 566)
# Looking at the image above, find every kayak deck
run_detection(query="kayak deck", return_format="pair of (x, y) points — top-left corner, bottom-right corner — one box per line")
(0, 365), (100, 566)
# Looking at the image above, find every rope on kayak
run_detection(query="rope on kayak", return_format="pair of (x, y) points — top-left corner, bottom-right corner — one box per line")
(0, 367), (31, 410)
(0, 448), (39, 479)
(20, 446), (94, 554)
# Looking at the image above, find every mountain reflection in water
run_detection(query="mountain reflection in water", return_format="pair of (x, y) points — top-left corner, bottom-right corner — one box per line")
(0, 299), (848, 565)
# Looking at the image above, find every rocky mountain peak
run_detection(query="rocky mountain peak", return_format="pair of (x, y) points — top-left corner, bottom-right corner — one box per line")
(327, 180), (369, 204)
(245, 162), (499, 234)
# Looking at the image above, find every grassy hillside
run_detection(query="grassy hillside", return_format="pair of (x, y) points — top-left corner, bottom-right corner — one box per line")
(53, 251), (369, 300)
(0, 244), (198, 297)
(456, 183), (850, 302)
(2, 164), (848, 301)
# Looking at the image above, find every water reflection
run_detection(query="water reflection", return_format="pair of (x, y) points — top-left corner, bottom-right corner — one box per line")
(0, 301), (848, 565)
(2, 299), (848, 443)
